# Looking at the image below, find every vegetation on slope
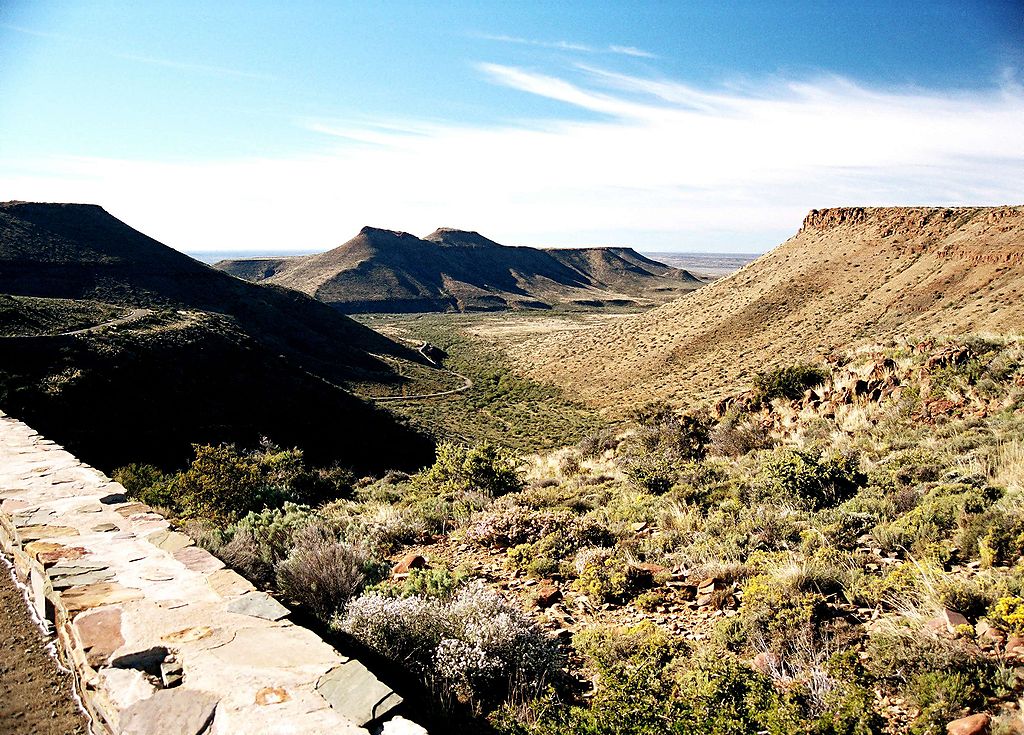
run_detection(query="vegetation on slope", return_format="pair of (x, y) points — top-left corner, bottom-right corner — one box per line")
(355, 313), (604, 452)
(118, 335), (1024, 734)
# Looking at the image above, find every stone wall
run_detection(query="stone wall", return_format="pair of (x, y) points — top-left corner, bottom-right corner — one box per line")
(0, 410), (425, 735)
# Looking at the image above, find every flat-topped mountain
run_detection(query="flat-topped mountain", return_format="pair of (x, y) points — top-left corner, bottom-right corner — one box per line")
(509, 206), (1024, 411)
(0, 201), (440, 471)
(214, 226), (703, 313)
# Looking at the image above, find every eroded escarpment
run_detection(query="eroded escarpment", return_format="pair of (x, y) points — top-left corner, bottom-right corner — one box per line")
(0, 411), (424, 735)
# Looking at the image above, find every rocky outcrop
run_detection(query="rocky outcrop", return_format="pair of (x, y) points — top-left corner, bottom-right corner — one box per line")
(0, 411), (421, 734)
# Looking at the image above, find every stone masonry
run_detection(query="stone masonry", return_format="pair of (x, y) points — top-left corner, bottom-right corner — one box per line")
(0, 410), (425, 735)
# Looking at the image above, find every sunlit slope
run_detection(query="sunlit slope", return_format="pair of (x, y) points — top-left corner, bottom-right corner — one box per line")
(510, 206), (1024, 410)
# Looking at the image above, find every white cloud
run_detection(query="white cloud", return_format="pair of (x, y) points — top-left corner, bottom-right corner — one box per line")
(1, 66), (1021, 252)
(474, 33), (658, 59)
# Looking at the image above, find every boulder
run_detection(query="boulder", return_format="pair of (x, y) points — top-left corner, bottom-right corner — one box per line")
(392, 553), (428, 576)
(946, 713), (991, 735)
(534, 583), (562, 609)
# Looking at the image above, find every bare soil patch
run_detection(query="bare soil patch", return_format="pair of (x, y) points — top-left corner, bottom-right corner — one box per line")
(0, 564), (88, 735)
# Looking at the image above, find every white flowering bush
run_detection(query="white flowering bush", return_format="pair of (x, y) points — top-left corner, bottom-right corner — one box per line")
(339, 581), (562, 709)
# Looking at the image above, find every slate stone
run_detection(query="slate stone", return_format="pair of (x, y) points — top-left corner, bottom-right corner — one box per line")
(206, 569), (254, 599)
(226, 592), (290, 621)
(99, 493), (127, 504)
(147, 529), (193, 553)
(51, 569), (116, 590)
(119, 688), (219, 735)
(61, 582), (144, 615)
(173, 546), (225, 573)
(92, 522), (120, 532)
(48, 563), (108, 577)
(17, 524), (80, 541)
(74, 607), (124, 667)
(316, 661), (403, 726)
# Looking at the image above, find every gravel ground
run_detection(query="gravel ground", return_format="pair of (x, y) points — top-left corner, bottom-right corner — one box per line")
(0, 561), (89, 735)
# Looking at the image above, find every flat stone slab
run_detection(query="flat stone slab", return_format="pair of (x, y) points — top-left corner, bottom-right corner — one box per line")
(147, 529), (193, 553)
(74, 607), (124, 667)
(119, 688), (219, 735)
(226, 592), (290, 621)
(51, 569), (117, 590)
(173, 546), (224, 574)
(317, 661), (404, 726)
(60, 582), (144, 615)
(206, 568), (255, 599)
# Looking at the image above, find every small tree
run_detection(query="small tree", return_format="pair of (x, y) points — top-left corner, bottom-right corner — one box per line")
(177, 444), (269, 524)
(418, 440), (522, 498)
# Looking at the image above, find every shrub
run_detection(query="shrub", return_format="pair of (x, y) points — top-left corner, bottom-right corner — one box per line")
(754, 449), (865, 510)
(576, 428), (619, 459)
(276, 521), (385, 621)
(216, 503), (314, 586)
(572, 549), (633, 604)
(629, 402), (713, 463)
(340, 581), (562, 709)
(113, 463), (176, 509)
(418, 440), (523, 498)
(753, 364), (829, 403)
(709, 413), (776, 458)
(989, 596), (1024, 634)
(175, 444), (272, 524)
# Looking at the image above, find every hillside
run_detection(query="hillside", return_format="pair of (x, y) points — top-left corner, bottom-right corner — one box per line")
(0, 201), (442, 472)
(507, 206), (1024, 411)
(215, 226), (703, 313)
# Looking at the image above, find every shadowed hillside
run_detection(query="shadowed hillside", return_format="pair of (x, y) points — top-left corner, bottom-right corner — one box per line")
(508, 206), (1024, 411)
(215, 226), (703, 313)
(0, 201), (439, 472)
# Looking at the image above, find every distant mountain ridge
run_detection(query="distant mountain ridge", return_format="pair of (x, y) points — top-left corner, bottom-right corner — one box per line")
(215, 226), (704, 313)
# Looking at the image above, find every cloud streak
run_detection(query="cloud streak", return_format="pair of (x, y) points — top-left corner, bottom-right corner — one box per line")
(475, 33), (657, 59)
(1, 65), (1021, 253)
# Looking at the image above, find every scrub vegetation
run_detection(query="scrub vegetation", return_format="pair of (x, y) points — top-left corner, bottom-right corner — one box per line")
(118, 336), (1024, 734)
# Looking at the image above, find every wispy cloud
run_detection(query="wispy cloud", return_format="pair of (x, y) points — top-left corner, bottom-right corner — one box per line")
(1, 65), (1020, 252)
(475, 33), (657, 59)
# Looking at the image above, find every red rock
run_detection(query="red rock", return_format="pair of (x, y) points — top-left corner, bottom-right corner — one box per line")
(392, 553), (427, 575)
(1005, 635), (1024, 657)
(74, 607), (124, 668)
(946, 713), (991, 735)
(929, 609), (970, 635)
(535, 583), (562, 609)
(697, 577), (725, 595)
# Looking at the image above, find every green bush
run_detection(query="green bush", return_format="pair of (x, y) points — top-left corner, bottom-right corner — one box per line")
(753, 364), (829, 403)
(418, 440), (523, 498)
(754, 449), (865, 510)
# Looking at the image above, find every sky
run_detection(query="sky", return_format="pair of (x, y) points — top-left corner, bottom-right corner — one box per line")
(0, 1), (1022, 254)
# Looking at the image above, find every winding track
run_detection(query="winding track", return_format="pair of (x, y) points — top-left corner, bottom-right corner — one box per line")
(367, 342), (473, 402)
(60, 308), (153, 335)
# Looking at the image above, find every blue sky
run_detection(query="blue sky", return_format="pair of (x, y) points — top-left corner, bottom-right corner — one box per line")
(0, 1), (1021, 253)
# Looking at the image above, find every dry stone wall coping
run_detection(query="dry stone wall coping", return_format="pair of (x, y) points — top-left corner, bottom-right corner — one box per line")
(0, 411), (423, 735)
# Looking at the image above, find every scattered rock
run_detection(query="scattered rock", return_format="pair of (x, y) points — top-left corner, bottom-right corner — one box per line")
(535, 583), (562, 609)
(392, 553), (428, 575)
(946, 712), (991, 735)
(382, 716), (430, 735)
